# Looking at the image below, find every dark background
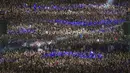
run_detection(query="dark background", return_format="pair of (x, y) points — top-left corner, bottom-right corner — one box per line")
(0, 20), (7, 36)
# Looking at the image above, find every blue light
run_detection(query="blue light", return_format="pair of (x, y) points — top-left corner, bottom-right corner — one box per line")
(41, 51), (103, 59)
(33, 3), (37, 11)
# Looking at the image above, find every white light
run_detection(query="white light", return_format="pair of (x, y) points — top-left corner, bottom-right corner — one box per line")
(54, 23), (57, 25)
(45, 31), (48, 34)
(36, 42), (41, 47)
(38, 48), (43, 52)
(97, 39), (100, 42)
(29, 25), (32, 28)
(68, 10), (72, 13)
(47, 41), (52, 45)
(90, 51), (94, 54)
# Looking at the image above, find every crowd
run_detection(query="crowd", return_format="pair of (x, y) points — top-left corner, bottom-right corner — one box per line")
(0, 50), (129, 73)
(5, 3), (126, 43)
(0, 3), (125, 52)
(0, 2), (129, 73)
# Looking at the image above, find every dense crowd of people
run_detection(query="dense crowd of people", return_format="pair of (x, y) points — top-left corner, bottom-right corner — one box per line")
(0, 51), (129, 73)
(0, 1), (129, 73)
(4, 3), (126, 45)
